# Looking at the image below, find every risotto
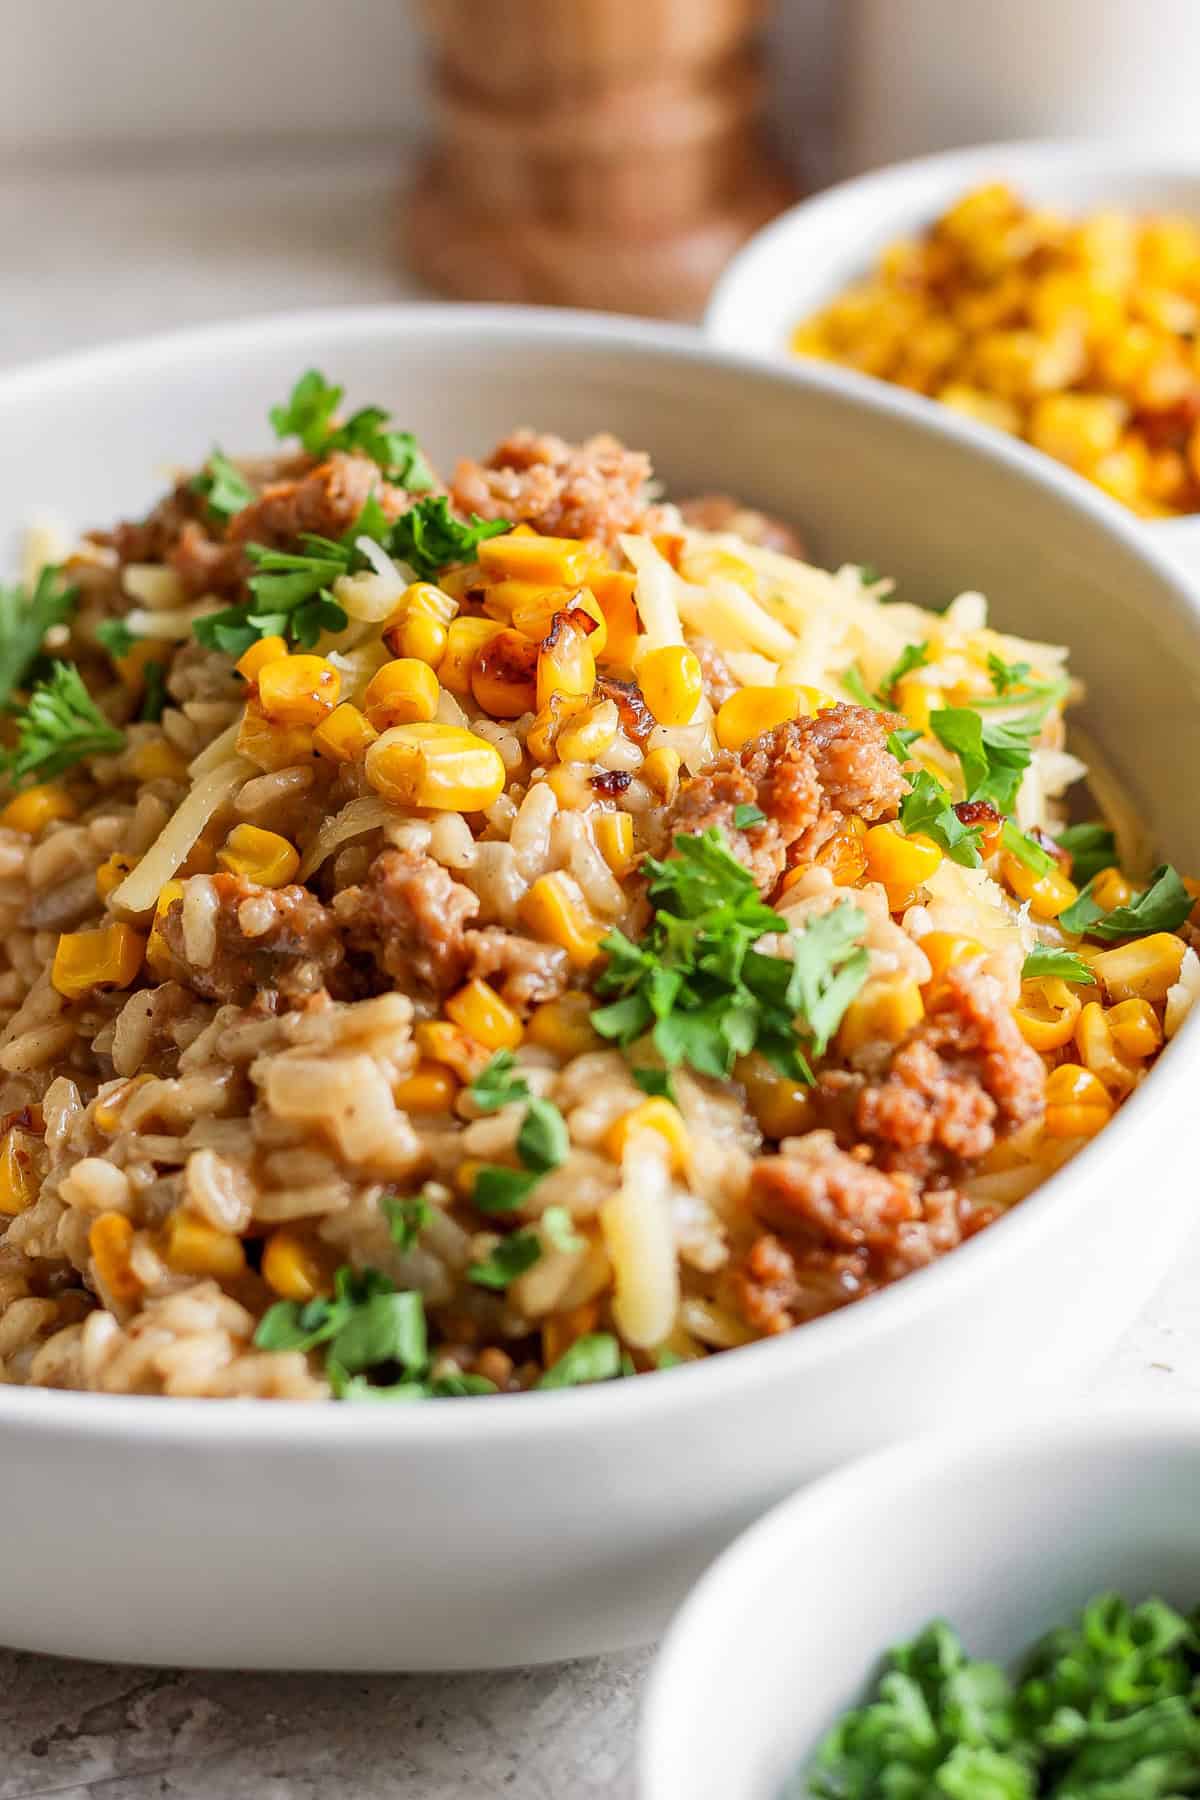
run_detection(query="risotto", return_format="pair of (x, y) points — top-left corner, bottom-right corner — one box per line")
(0, 371), (1194, 1401)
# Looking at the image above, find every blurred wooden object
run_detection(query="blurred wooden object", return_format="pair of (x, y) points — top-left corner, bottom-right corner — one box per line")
(403, 0), (795, 318)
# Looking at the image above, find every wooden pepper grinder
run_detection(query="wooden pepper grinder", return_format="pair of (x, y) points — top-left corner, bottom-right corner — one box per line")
(403, 0), (795, 319)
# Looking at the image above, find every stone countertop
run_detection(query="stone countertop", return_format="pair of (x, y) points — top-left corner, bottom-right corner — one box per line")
(2, 145), (1200, 1800)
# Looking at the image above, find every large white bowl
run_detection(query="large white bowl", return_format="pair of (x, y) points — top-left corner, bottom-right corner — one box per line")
(1, 306), (1199, 1670)
(642, 1407), (1200, 1800)
(705, 140), (1200, 580)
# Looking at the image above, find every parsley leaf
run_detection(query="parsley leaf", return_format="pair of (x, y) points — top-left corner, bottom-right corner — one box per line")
(733, 803), (766, 829)
(382, 1193), (432, 1253)
(898, 768), (984, 868)
(470, 1082), (570, 1214)
(268, 370), (434, 490)
(139, 661), (167, 725)
(469, 1050), (531, 1114)
(1057, 822), (1117, 885)
(270, 369), (344, 453)
(387, 495), (510, 581)
(930, 706), (1039, 815)
(517, 1096), (570, 1172)
(540, 1205), (584, 1253)
(1058, 864), (1192, 942)
(536, 1333), (622, 1389)
(632, 1067), (678, 1102)
(1022, 946), (1094, 983)
(467, 1229), (543, 1290)
(879, 640), (930, 703)
(1001, 819), (1056, 876)
(1, 663), (124, 784)
(0, 567), (77, 703)
(95, 618), (137, 660)
(472, 1165), (540, 1214)
(987, 650), (1032, 695)
(841, 663), (885, 711)
(188, 448), (254, 522)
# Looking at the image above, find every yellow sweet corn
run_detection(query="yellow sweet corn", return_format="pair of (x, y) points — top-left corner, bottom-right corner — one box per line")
(1043, 1061), (1114, 1138)
(439, 617), (506, 696)
(470, 627), (539, 718)
(393, 1060), (459, 1113)
(146, 880), (183, 977)
(736, 1052), (814, 1140)
(52, 923), (146, 1000)
(593, 810), (635, 877)
(0, 1126), (38, 1216)
(1090, 933), (1184, 1004)
(161, 1210), (247, 1279)
(478, 534), (595, 586)
(413, 1019), (491, 1083)
(918, 932), (986, 988)
(511, 587), (606, 657)
(640, 746), (681, 803)
(605, 1097), (690, 1173)
(217, 824), (300, 888)
(262, 1226), (335, 1302)
(92, 1074), (153, 1135)
(127, 739), (190, 784)
(518, 873), (603, 968)
(894, 674), (945, 732)
(0, 783), (76, 836)
(589, 571), (640, 669)
(89, 1212), (141, 1302)
(526, 992), (601, 1059)
(386, 582), (458, 667)
(637, 645), (703, 728)
(543, 764), (595, 810)
(836, 977), (925, 1054)
(1074, 1000), (1138, 1097)
(1001, 854), (1078, 920)
(1090, 867), (1135, 911)
(236, 697), (315, 771)
(483, 578), (572, 623)
(535, 612), (596, 711)
(312, 701), (377, 763)
(363, 657), (441, 730)
(96, 852), (138, 902)
(715, 685), (800, 751)
(864, 823), (943, 906)
(555, 699), (619, 763)
(525, 693), (589, 765)
(1106, 997), (1162, 1059)
(445, 978), (524, 1052)
(365, 722), (506, 812)
(257, 654), (340, 725)
(235, 635), (289, 683)
(1014, 976), (1082, 1052)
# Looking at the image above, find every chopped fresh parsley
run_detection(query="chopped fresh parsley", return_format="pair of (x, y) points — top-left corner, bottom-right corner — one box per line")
(382, 1193), (433, 1253)
(1001, 818), (1056, 876)
(733, 803), (766, 829)
(840, 663), (885, 711)
(466, 1054), (570, 1215)
(592, 828), (868, 1084)
(268, 368), (434, 491)
(540, 1205), (584, 1253)
(1022, 946), (1094, 983)
(140, 662), (167, 725)
(517, 1095), (570, 1172)
(270, 369), (343, 454)
(472, 1165), (540, 1215)
(879, 640), (930, 703)
(467, 1228), (543, 1290)
(386, 495), (510, 581)
(632, 1067), (678, 1103)
(987, 650), (1032, 695)
(188, 448), (254, 522)
(536, 1332), (622, 1389)
(1056, 822), (1118, 885)
(897, 767), (984, 868)
(0, 566), (77, 703)
(1, 662), (124, 784)
(1058, 864), (1192, 943)
(95, 618), (137, 661)
(930, 706), (1039, 815)
(468, 1049), (530, 1114)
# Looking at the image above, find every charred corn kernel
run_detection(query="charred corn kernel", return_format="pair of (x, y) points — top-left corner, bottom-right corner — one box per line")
(1090, 933), (1185, 1004)
(544, 763), (595, 810)
(894, 674), (944, 732)
(89, 1212), (140, 1302)
(483, 579), (572, 622)
(864, 823), (943, 902)
(918, 932), (986, 988)
(52, 923), (145, 1000)
(440, 617), (505, 696)
(393, 1060), (459, 1113)
(555, 698), (619, 763)
(1074, 1000), (1138, 1097)
(640, 746), (681, 803)
(1107, 997), (1162, 1059)
(0, 1126), (38, 1216)
(590, 570), (640, 668)
(262, 1226), (334, 1303)
(511, 587), (606, 657)
(716, 685), (801, 751)
(113, 638), (165, 691)
(445, 978), (524, 1052)
(594, 810), (635, 877)
(96, 852), (137, 902)
(525, 693), (588, 765)
(437, 563), (485, 603)
(527, 992), (600, 1059)
(1015, 976), (1083, 1051)
(235, 635), (288, 683)
(413, 1019), (491, 1084)
(536, 613), (596, 710)
(161, 1210), (246, 1280)
(836, 977), (925, 1054)
(145, 880), (183, 977)
(1043, 1061), (1115, 1138)
(363, 657), (440, 729)
(313, 701), (377, 763)
(1091, 867), (1135, 910)
(518, 873), (603, 968)
(236, 697), (315, 771)
(257, 654), (340, 725)
(471, 626), (539, 718)
(217, 824), (299, 887)
(639, 645), (703, 728)
(128, 739), (190, 784)
(1001, 854), (1078, 920)
(478, 533), (593, 586)
(0, 783), (75, 835)
(736, 1053), (814, 1140)
(815, 820), (869, 886)
(605, 1098), (690, 1173)
(365, 722), (506, 812)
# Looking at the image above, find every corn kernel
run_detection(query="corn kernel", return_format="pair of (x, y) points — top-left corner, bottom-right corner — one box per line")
(640, 746), (681, 803)
(93, 1074), (153, 1134)
(1074, 1000), (1138, 1097)
(639, 645), (703, 728)
(52, 923), (146, 1000)
(386, 582), (457, 667)
(217, 824), (299, 888)
(1043, 1061), (1114, 1138)
(313, 701), (377, 763)
(365, 722), (506, 812)
(89, 1212), (140, 1302)
(511, 587), (606, 657)
(257, 654), (340, 725)
(262, 1226), (335, 1302)
(715, 686), (800, 751)
(594, 810), (635, 877)
(393, 1060), (459, 1113)
(161, 1210), (247, 1279)
(556, 699), (619, 763)
(236, 697), (315, 771)
(127, 739), (190, 784)
(1014, 976), (1082, 1051)
(525, 694), (589, 765)
(96, 852), (138, 902)
(918, 932), (986, 988)
(1107, 997), (1162, 1059)
(0, 783), (76, 836)
(518, 872), (603, 968)
(235, 635), (288, 683)
(794, 685), (839, 715)
(1091, 867), (1135, 910)
(1028, 393), (1128, 471)
(535, 613), (596, 711)
(605, 1097), (690, 1173)
(413, 1019), (492, 1083)
(543, 764), (594, 810)
(470, 627), (539, 718)
(445, 978), (524, 1052)
(478, 534), (594, 586)
(836, 977), (924, 1053)
(864, 823), (943, 906)
(590, 571), (640, 669)
(1001, 854), (1078, 920)
(0, 1126), (38, 1216)
(440, 617), (505, 696)
(483, 579), (573, 623)
(894, 674), (944, 733)
(526, 992), (601, 1060)
(112, 638), (165, 692)
(363, 657), (440, 729)
(146, 880), (183, 977)
(736, 1052), (814, 1140)
(1090, 933), (1184, 1004)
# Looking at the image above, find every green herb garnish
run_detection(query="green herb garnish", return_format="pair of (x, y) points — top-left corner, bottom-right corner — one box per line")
(987, 650), (1032, 695)
(386, 495), (510, 581)
(930, 706), (1040, 815)
(472, 1165), (540, 1215)
(733, 803), (767, 829)
(467, 1054), (570, 1215)
(382, 1193), (433, 1253)
(269, 369), (434, 491)
(1, 662), (124, 784)
(632, 1067), (678, 1103)
(1021, 946), (1094, 984)
(879, 640), (930, 703)
(467, 1229), (543, 1290)
(897, 768), (984, 868)
(189, 448), (254, 523)
(1001, 818), (1056, 876)
(593, 828), (868, 1084)
(95, 618), (137, 661)
(0, 567), (77, 703)
(468, 1049), (530, 1114)
(841, 663), (886, 712)
(1058, 864), (1192, 943)
(536, 1333), (622, 1390)
(540, 1205), (584, 1253)
(140, 662), (167, 725)
(517, 1096), (570, 1172)
(1056, 822), (1117, 885)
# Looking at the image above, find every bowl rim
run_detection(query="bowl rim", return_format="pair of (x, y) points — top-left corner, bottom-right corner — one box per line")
(1, 299), (1198, 1445)
(639, 1397), (1200, 1799)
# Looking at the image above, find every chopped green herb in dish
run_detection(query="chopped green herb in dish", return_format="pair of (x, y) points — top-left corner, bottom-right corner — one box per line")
(2, 662), (124, 784)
